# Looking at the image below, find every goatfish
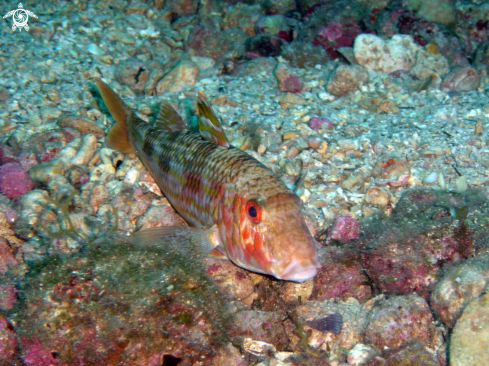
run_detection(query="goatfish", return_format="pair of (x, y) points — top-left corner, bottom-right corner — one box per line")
(96, 79), (320, 282)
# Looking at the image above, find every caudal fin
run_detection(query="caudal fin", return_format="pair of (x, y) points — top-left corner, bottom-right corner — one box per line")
(96, 79), (134, 153)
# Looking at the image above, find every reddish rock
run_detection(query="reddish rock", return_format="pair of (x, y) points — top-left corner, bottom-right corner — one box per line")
(326, 65), (368, 96)
(312, 248), (371, 303)
(360, 189), (475, 298)
(326, 215), (360, 243)
(17, 151), (39, 172)
(0, 163), (34, 199)
(169, 0), (199, 18)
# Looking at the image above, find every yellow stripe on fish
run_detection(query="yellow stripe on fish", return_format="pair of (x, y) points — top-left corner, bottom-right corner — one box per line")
(96, 79), (320, 282)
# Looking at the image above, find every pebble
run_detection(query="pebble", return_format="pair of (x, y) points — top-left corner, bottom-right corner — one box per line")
(70, 134), (98, 166)
(41, 69), (57, 84)
(347, 343), (379, 366)
(58, 116), (105, 139)
(40, 107), (62, 121)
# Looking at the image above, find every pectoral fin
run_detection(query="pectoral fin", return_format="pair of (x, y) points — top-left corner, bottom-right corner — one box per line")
(128, 225), (223, 257)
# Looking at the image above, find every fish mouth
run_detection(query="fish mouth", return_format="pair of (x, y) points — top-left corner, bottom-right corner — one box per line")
(275, 259), (319, 283)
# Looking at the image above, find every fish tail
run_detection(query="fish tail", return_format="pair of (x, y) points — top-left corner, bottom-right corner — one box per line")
(96, 79), (134, 154)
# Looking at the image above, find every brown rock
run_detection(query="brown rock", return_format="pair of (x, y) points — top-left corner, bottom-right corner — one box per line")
(156, 59), (199, 94)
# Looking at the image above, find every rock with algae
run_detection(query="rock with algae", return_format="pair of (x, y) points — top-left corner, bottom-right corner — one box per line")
(12, 232), (232, 365)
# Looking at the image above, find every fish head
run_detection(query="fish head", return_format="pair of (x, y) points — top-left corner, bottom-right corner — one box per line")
(231, 191), (320, 282)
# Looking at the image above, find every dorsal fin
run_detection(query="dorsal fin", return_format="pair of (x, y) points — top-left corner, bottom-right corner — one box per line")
(197, 91), (230, 147)
(155, 101), (186, 132)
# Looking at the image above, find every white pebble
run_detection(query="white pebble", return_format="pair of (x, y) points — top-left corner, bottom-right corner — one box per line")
(423, 171), (438, 184)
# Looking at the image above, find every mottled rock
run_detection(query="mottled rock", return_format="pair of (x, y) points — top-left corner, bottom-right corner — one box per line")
(186, 26), (233, 61)
(410, 45), (450, 79)
(354, 34), (420, 73)
(450, 291), (489, 365)
(70, 134), (98, 166)
(223, 3), (262, 37)
(255, 15), (292, 42)
(364, 295), (441, 353)
(326, 65), (368, 96)
(431, 255), (489, 328)
(384, 341), (440, 365)
(169, 0), (199, 17)
(156, 59), (199, 93)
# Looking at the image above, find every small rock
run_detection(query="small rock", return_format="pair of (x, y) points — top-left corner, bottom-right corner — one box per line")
(186, 26), (233, 61)
(327, 215), (360, 242)
(371, 154), (410, 188)
(364, 186), (390, 207)
(156, 59), (199, 94)
(0, 237), (19, 274)
(28, 160), (65, 184)
(274, 63), (302, 93)
(41, 69), (57, 84)
(326, 65), (368, 96)
(70, 134), (98, 166)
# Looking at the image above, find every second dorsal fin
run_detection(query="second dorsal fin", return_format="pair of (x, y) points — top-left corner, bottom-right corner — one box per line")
(155, 101), (186, 132)
(197, 91), (230, 147)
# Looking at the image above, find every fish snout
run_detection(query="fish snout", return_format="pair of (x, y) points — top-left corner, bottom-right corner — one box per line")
(273, 257), (320, 283)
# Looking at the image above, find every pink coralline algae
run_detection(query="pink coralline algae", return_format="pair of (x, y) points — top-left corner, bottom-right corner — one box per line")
(309, 117), (332, 131)
(313, 21), (362, 58)
(0, 163), (34, 199)
(327, 214), (360, 243)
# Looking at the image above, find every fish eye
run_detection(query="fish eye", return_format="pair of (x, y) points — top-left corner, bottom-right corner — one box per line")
(246, 201), (262, 223)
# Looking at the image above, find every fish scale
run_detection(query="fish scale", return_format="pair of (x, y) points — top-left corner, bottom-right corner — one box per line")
(96, 78), (321, 283)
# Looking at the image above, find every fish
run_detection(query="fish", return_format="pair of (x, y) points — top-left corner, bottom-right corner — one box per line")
(95, 79), (320, 282)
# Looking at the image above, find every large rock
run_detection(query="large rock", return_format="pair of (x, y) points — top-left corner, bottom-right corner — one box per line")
(354, 34), (420, 73)
(450, 291), (489, 365)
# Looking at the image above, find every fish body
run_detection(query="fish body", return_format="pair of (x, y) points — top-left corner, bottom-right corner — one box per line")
(96, 79), (320, 282)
